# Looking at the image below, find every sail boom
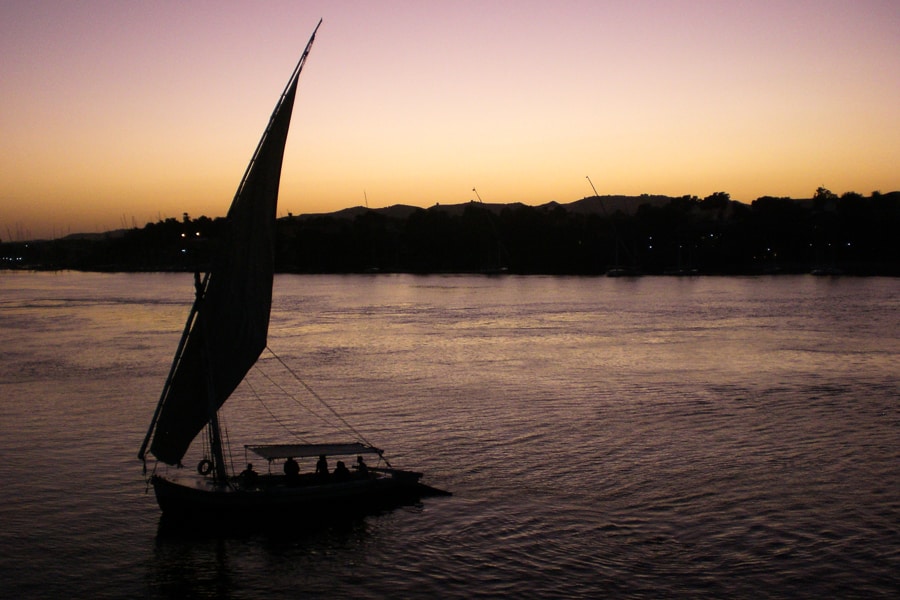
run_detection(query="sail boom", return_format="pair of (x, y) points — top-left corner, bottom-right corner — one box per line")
(231, 18), (321, 210)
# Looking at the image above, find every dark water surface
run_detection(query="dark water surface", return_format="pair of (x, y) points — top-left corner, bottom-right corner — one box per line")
(0, 272), (897, 599)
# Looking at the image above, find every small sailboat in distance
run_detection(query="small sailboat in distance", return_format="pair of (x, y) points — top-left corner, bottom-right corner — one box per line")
(138, 20), (448, 520)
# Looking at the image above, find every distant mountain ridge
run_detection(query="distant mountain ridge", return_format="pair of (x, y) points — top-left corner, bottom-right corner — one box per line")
(297, 194), (677, 222)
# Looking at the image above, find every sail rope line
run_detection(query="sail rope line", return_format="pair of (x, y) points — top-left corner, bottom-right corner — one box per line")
(263, 346), (378, 450)
(242, 376), (312, 441)
(217, 409), (239, 479)
(250, 359), (345, 432)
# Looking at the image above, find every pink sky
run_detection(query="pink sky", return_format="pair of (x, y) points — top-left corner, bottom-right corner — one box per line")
(2, 0), (898, 240)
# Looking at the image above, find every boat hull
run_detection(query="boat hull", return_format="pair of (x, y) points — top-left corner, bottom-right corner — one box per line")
(151, 473), (443, 519)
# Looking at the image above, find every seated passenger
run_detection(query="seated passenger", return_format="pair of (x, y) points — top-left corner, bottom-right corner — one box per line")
(355, 455), (369, 478)
(315, 454), (329, 482)
(240, 463), (258, 486)
(284, 456), (300, 483)
(333, 460), (350, 481)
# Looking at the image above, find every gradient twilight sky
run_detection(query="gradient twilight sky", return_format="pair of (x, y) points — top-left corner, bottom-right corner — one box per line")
(2, 1), (898, 240)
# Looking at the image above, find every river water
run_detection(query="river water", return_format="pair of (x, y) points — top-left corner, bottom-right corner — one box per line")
(0, 271), (897, 599)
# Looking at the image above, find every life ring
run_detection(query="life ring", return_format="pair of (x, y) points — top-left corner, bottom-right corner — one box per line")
(197, 459), (214, 475)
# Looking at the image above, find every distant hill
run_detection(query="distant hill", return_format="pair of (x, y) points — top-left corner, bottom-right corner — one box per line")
(297, 194), (676, 221)
(300, 204), (422, 221)
(563, 195), (674, 215)
(60, 230), (127, 241)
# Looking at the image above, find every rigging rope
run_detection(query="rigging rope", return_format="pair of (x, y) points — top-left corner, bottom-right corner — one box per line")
(219, 411), (236, 479)
(264, 346), (378, 449)
(251, 359), (343, 431)
(243, 376), (311, 442)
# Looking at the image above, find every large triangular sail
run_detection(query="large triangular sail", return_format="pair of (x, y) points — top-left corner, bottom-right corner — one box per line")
(140, 21), (321, 466)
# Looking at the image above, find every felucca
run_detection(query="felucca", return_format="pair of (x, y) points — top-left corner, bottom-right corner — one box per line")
(138, 21), (448, 519)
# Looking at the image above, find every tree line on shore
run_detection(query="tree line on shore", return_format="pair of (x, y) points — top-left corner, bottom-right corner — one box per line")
(3, 189), (898, 276)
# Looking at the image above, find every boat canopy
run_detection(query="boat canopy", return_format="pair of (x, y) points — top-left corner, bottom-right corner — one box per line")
(246, 443), (382, 460)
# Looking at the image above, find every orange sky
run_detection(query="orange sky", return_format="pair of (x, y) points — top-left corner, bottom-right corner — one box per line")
(2, 1), (898, 240)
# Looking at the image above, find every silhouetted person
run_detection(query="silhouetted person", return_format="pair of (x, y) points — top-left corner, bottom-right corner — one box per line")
(356, 455), (369, 478)
(334, 460), (350, 482)
(284, 456), (300, 483)
(315, 454), (329, 482)
(240, 463), (258, 487)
